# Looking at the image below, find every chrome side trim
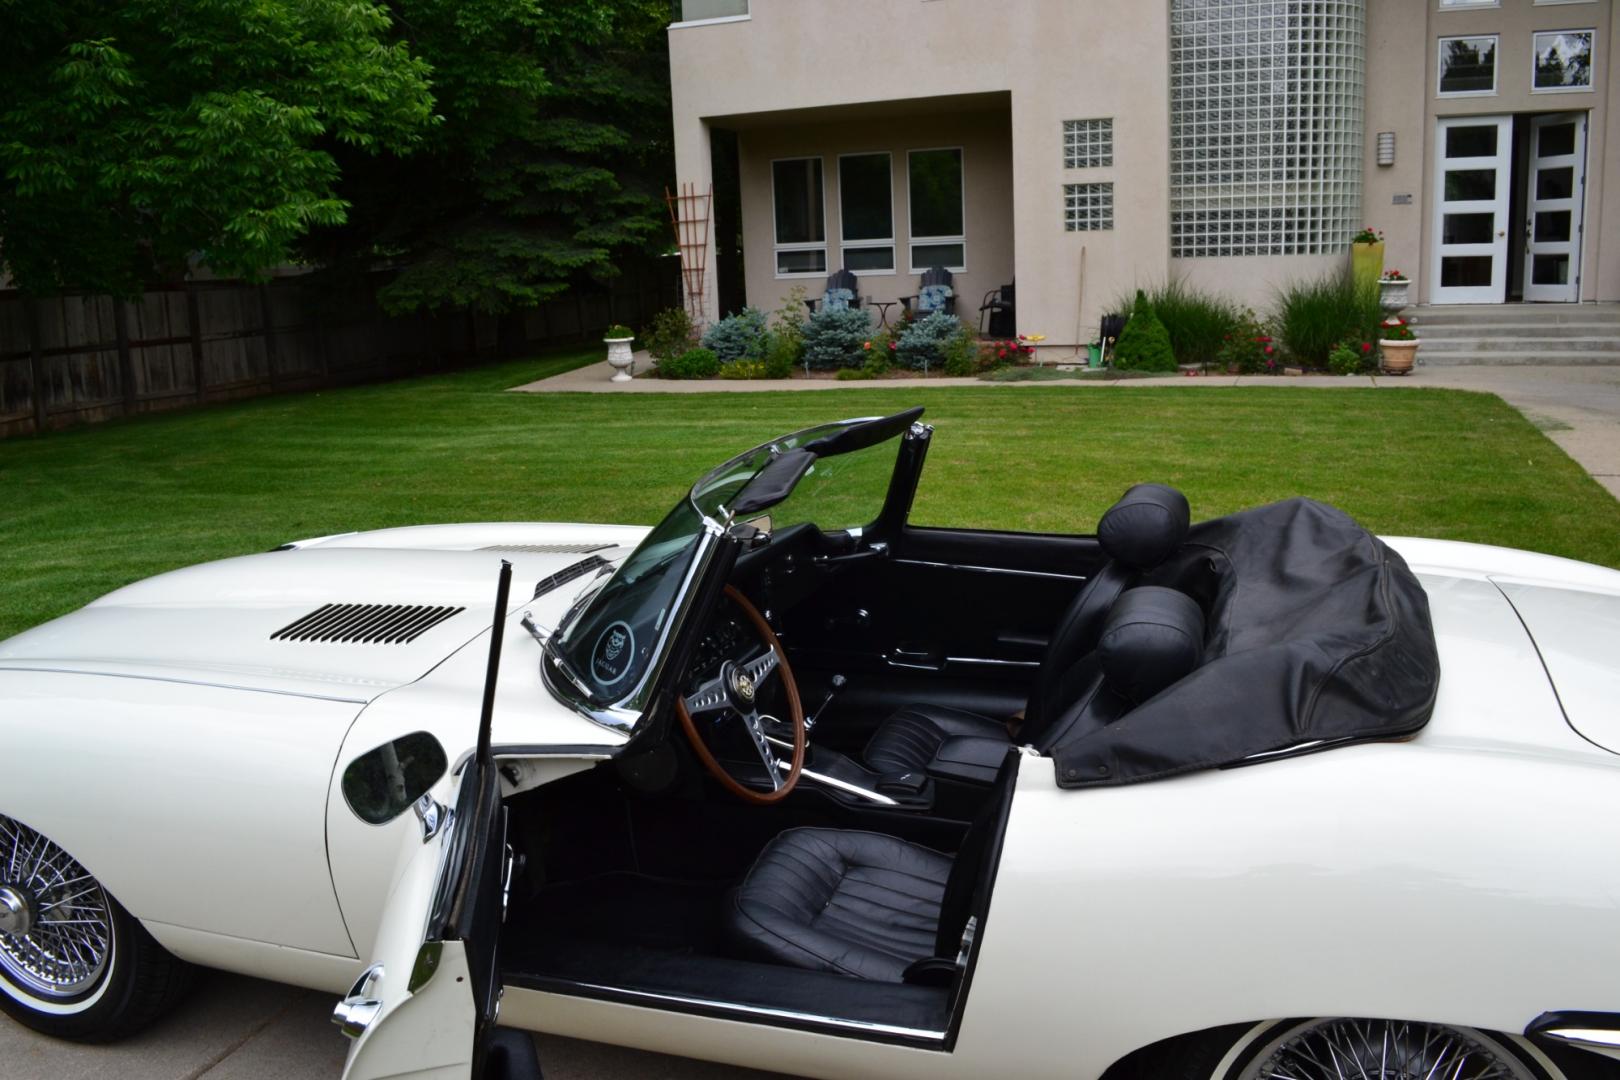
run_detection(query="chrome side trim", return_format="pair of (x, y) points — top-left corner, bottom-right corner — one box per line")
(547, 980), (948, 1044)
(944, 656), (1042, 670)
(758, 744), (900, 807)
(1540, 1027), (1620, 1051)
(0, 664), (372, 705)
(890, 558), (1086, 583)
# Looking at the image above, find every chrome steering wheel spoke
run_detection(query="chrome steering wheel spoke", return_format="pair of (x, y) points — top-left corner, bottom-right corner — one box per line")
(738, 647), (780, 692)
(739, 711), (783, 792)
(682, 673), (732, 717)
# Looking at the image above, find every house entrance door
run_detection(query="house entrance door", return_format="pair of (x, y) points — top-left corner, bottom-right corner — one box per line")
(1432, 116), (1512, 304)
(1522, 113), (1587, 303)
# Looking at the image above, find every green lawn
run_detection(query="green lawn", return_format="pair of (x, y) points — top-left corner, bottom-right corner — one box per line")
(3, 347), (1618, 641)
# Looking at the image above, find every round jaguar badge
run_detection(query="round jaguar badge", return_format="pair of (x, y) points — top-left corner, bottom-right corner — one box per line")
(732, 671), (755, 705)
(591, 621), (636, 688)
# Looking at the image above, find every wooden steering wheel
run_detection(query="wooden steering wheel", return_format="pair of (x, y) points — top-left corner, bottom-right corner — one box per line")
(674, 585), (806, 805)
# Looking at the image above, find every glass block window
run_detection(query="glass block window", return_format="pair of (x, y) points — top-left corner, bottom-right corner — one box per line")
(1064, 119), (1114, 168)
(1169, 0), (1365, 258)
(1064, 183), (1115, 231)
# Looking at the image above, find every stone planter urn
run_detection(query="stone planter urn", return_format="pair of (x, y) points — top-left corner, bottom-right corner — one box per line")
(1378, 277), (1410, 312)
(603, 330), (635, 383)
(1380, 339), (1418, 376)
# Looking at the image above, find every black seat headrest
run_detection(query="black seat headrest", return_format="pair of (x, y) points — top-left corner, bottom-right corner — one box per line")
(1097, 483), (1190, 570)
(1098, 586), (1205, 705)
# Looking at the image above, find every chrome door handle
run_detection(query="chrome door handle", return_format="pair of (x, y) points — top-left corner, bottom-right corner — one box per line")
(332, 964), (384, 1039)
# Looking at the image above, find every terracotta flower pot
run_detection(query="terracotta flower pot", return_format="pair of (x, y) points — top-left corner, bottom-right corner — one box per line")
(1380, 339), (1418, 375)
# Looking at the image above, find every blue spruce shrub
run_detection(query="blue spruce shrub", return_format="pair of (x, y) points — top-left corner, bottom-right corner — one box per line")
(895, 312), (967, 372)
(801, 307), (871, 370)
(701, 307), (770, 363)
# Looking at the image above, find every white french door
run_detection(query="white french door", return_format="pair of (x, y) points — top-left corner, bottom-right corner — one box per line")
(1431, 116), (1512, 304)
(1523, 113), (1587, 303)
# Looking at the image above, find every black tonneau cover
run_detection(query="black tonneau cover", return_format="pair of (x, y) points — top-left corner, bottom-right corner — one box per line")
(1052, 498), (1440, 788)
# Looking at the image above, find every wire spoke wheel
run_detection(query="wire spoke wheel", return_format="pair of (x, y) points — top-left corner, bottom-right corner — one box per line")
(1244, 1019), (1542, 1080)
(0, 814), (114, 1001)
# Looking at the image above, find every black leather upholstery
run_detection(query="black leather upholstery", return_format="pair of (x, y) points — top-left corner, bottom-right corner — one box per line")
(1097, 484), (1191, 570)
(726, 829), (950, 981)
(861, 485), (1193, 776)
(863, 703), (1006, 776)
(1097, 586), (1206, 704)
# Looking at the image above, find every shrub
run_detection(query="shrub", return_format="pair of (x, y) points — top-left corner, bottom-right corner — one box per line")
(1117, 280), (1239, 368)
(1112, 291), (1177, 372)
(604, 323), (633, 339)
(896, 312), (969, 372)
(660, 347), (719, 380)
(762, 335), (796, 379)
(1274, 273), (1383, 368)
(701, 307), (769, 363)
(719, 359), (767, 380)
(835, 367), (870, 381)
(643, 308), (695, 363)
(1215, 309), (1278, 375)
(943, 331), (979, 376)
(1328, 340), (1363, 376)
(802, 306), (871, 370)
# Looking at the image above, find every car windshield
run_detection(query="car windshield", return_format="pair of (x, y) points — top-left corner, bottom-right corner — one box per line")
(545, 417), (897, 720)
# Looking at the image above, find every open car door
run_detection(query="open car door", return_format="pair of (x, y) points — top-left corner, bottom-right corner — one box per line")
(338, 564), (538, 1080)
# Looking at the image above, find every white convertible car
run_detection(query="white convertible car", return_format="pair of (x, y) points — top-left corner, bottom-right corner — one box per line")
(2, 410), (1618, 1080)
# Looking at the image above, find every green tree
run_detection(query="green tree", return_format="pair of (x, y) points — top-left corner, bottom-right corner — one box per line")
(310, 0), (675, 316)
(0, 0), (435, 295)
(1113, 291), (1178, 373)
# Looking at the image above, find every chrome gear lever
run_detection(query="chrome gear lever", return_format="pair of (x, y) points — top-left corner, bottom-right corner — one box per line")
(806, 674), (847, 733)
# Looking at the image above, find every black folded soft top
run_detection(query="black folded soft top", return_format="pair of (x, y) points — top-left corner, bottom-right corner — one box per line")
(1051, 497), (1440, 788)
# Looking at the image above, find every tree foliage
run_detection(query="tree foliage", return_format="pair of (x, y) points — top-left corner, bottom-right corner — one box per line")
(0, 0), (434, 295)
(312, 0), (676, 315)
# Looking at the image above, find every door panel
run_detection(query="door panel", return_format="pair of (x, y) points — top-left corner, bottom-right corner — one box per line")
(781, 527), (1101, 745)
(1433, 116), (1512, 304)
(1523, 113), (1586, 303)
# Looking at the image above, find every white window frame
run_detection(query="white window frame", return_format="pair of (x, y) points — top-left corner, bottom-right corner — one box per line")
(837, 152), (896, 277)
(1438, 0), (1498, 9)
(669, 0), (750, 29)
(906, 147), (967, 274)
(1531, 29), (1596, 94)
(1437, 34), (1500, 98)
(771, 156), (828, 280)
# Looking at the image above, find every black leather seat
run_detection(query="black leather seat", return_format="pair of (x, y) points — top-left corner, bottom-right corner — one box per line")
(725, 829), (950, 981)
(862, 483), (1192, 775)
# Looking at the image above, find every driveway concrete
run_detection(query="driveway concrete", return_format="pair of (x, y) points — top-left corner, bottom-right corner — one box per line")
(0, 971), (783, 1079)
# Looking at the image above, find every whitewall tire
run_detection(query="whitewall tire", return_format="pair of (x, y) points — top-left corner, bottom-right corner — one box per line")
(0, 814), (192, 1042)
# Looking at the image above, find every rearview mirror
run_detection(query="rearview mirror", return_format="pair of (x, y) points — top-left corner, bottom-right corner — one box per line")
(342, 732), (448, 825)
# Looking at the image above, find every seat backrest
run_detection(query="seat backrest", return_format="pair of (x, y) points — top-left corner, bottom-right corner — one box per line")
(827, 268), (860, 301)
(1033, 585), (1207, 752)
(1021, 483), (1190, 743)
(920, 266), (953, 289)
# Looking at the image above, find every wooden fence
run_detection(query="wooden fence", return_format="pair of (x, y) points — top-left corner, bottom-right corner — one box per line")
(0, 260), (680, 439)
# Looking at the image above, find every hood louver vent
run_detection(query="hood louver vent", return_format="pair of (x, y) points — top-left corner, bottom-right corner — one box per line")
(533, 555), (612, 600)
(272, 604), (465, 645)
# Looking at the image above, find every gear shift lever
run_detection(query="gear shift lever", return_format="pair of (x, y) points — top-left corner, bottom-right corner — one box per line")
(806, 674), (846, 733)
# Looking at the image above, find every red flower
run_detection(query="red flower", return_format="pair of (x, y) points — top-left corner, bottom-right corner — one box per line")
(1255, 336), (1272, 344)
(1264, 345), (1275, 355)
(889, 341), (897, 350)
(997, 348), (1008, 358)
(1361, 342), (1371, 353)
(863, 341), (872, 350)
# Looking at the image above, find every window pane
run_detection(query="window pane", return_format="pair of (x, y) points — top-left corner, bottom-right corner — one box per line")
(1533, 32), (1593, 90)
(910, 242), (965, 271)
(773, 159), (824, 246)
(1445, 169), (1497, 202)
(1443, 213), (1495, 245)
(1441, 255), (1494, 287)
(1534, 211), (1572, 243)
(1439, 37), (1496, 94)
(909, 149), (964, 238)
(1537, 167), (1574, 200)
(1532, 255), (1570, 285)
(1538, 122), (1576, 158)
(844, 246), (894, 272)
(1445, 125), (1497, 159)
(839, 154), (892, 242)
(776, 248), (826, 276)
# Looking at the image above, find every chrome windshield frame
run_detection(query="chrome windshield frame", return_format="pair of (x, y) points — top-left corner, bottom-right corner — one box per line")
(540, 415), (891, 739)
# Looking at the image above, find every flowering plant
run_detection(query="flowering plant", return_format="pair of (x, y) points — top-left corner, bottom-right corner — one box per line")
(1351, 226), (1384, 245)
(1215, 310), (1278, 374)
(1380, 316), (1416, 342)
(1381, 268), (1408, 282)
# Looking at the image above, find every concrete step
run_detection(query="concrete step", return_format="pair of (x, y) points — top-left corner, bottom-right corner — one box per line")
(1418, 349), (1620, 366)
(1409, 305), (1620, 328)
(1413, 322), (1620, 338)
(1418, 336), (1620, 353)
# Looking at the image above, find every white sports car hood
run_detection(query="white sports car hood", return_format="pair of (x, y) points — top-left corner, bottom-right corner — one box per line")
(0, 523), (645, 703)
